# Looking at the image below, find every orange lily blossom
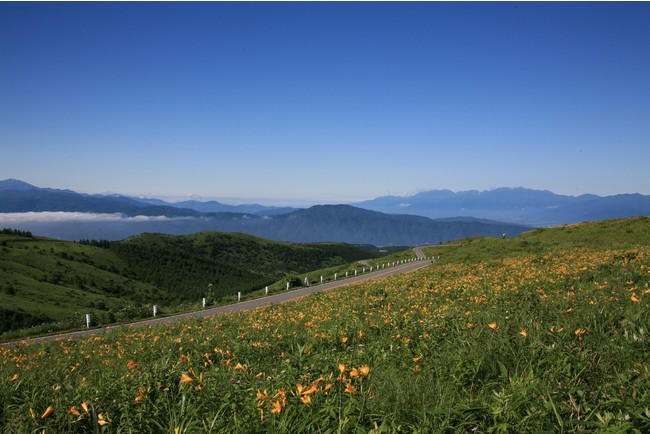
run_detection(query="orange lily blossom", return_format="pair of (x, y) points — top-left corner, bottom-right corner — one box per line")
(180, 373), (193, 383)
(98, 413), (109, 426)
(69, 406), (81, 417)
(41, 406), (54, 419)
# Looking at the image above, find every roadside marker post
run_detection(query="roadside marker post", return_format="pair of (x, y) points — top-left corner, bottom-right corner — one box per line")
(85, 314), (91, 329)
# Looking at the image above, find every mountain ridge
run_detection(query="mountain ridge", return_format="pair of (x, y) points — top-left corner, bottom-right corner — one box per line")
(0, 179), (531, 245)
(3, 179), (648, 244)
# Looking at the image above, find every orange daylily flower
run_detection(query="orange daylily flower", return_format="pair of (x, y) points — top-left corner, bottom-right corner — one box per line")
(180, 373), (193, 383)
(97, 413), (109, 426)
(81, 401), (89, 413)
(10, 374), (18, 382)
(519, 329), (527, 337)
(257, 389), (268, 400)
(359, 365), (370, 376)
(127, 360), (138, 369)
(344, 382), (357, 393)
(338, 363), (347, 374)
(300, 395), (311, 405)
(234, 362), (247, 372)
(69, 406), (81, 417)
(575, 328), (586, 337)
(488, 322), (498, 330)
(41, 406), (54, 419)
(271, 400), (282, 414)
(631, 294), (640, 303)
(297, 384), (318, 396)
(349, 368), (360, 377)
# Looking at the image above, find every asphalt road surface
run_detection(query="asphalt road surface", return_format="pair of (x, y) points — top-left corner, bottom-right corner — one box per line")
(4, 252), (434, 347)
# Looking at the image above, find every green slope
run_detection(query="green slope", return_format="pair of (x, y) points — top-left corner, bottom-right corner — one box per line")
(0, 230), (384, 339)
(423, 216), (650, 264)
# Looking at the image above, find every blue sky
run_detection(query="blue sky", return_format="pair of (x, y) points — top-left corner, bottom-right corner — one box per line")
(1, 2), (649, 205)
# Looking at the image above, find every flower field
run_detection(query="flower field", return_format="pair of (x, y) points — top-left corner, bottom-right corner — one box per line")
(2, 221), (650, 432)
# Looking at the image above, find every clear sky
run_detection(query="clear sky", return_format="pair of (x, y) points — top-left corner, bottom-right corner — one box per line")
(1, 2), (649, 205)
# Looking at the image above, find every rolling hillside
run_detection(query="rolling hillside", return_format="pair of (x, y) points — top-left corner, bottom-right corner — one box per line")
(2, 217), (649, 432)
(0, 230), (385, 339)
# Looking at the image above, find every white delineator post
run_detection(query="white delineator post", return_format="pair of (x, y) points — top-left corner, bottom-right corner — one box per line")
(238, 292), (241, 302)
(202, 297), (206, 308)
(265, 286), (269, 295)
(153, 305), (158, 317)
(85, 314), (91, 329)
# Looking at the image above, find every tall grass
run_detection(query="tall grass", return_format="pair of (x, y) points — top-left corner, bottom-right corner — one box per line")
(2, 219), (650, 432)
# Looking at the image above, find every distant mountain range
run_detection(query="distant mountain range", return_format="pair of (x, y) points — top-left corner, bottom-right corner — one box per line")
(0, 179), (531, 245)
(353, 187), (650, 226)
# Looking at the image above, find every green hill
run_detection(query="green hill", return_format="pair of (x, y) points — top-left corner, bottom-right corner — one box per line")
(423, 216), (650, 264)
(0, 230), (384, 339)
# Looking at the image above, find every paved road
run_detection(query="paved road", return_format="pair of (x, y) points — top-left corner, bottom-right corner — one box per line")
(3, 253), (434, 347)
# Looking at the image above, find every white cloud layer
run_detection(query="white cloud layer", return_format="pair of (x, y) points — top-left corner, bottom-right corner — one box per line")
(0, 212), (187, 223)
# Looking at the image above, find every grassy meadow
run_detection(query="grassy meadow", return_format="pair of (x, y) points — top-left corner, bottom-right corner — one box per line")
(1, 217), (650, 432)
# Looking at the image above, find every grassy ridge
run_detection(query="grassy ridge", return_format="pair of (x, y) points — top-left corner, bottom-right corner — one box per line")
(1, 217), (649, 432)
(0, 231), (385, 339)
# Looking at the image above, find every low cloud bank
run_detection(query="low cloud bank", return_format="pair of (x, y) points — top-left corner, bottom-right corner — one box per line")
(0, 212), (190, 223)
